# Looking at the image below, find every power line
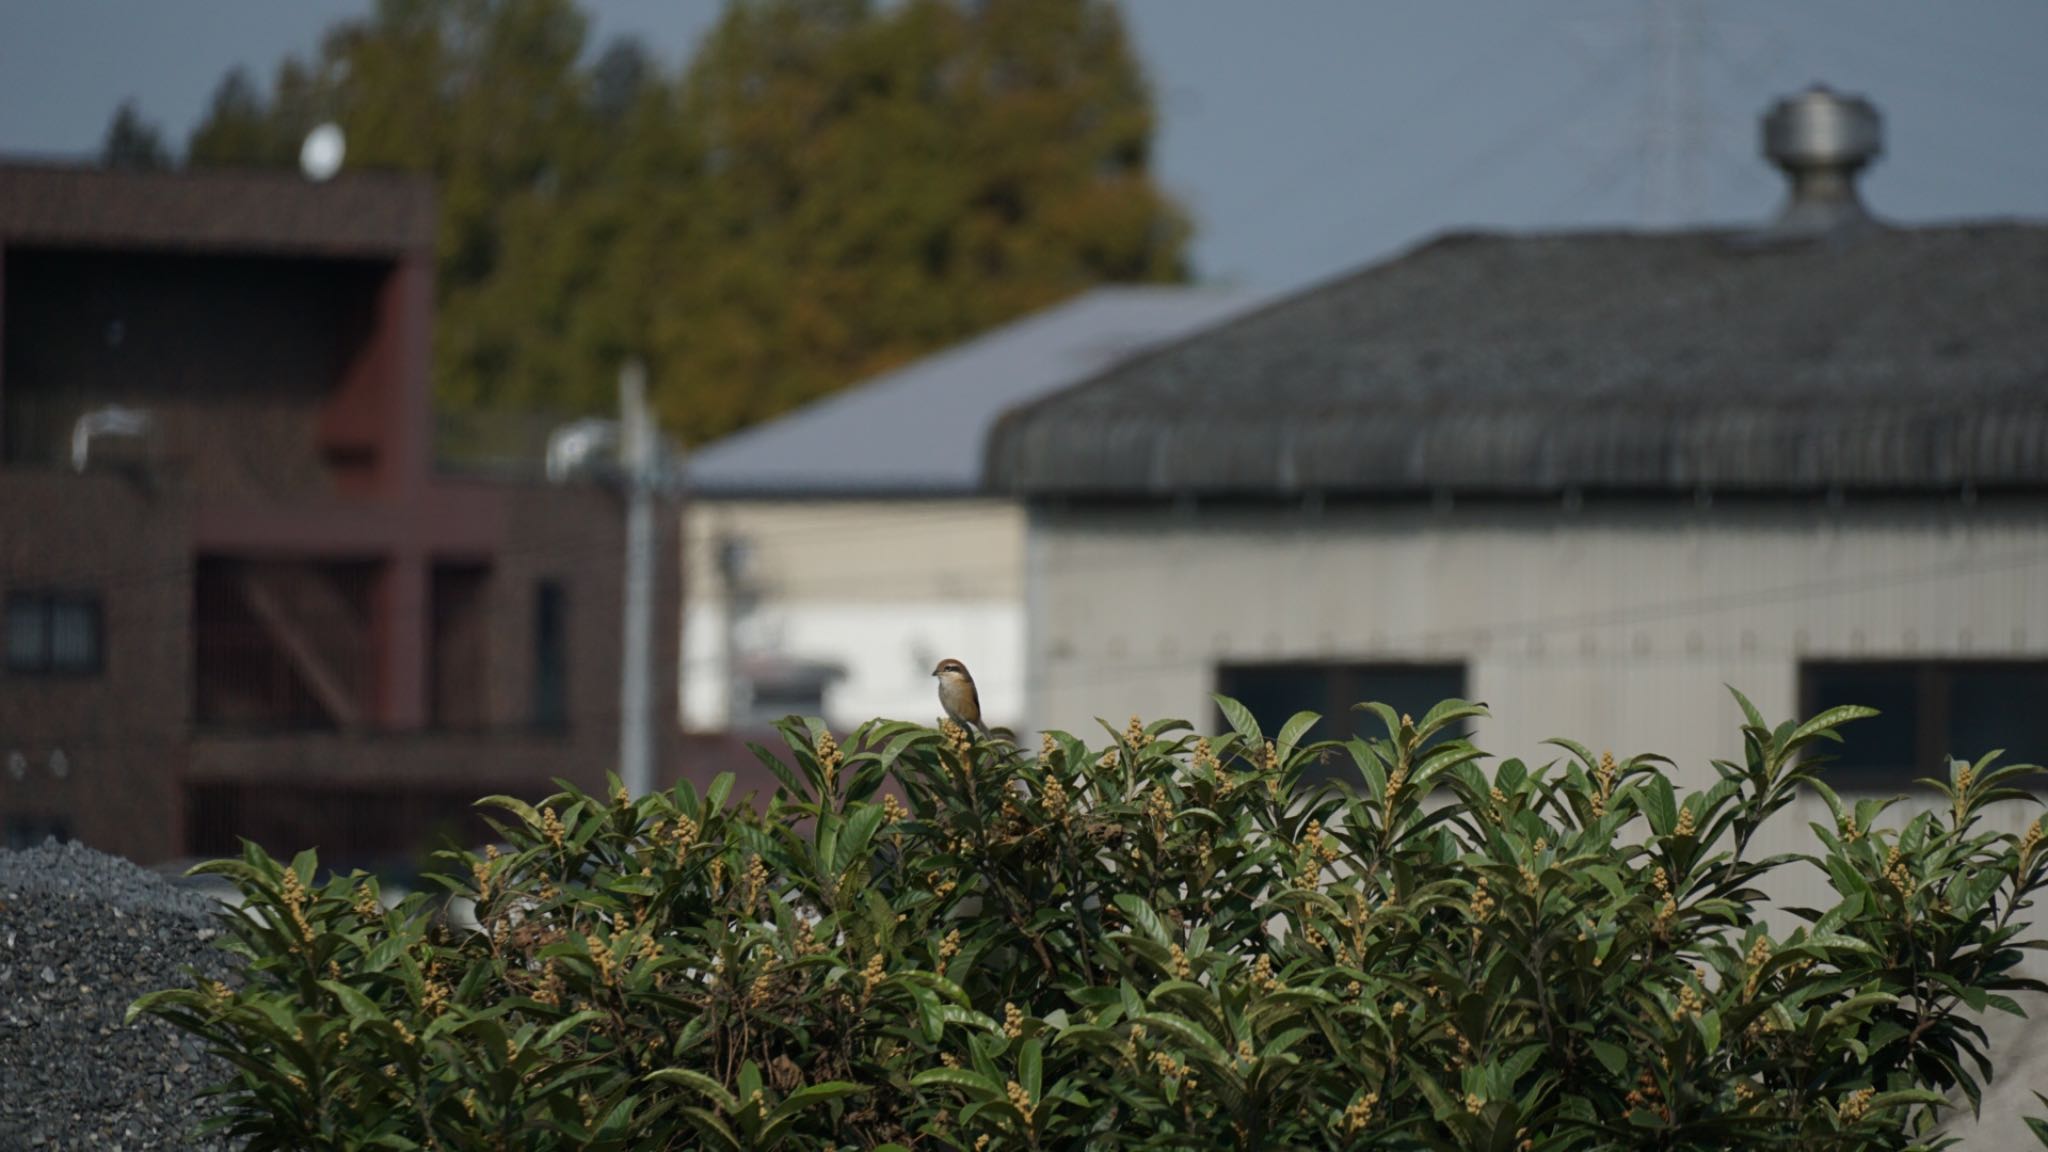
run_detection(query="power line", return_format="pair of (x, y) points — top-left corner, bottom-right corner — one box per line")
(1013, 545), (2048, 704)
(1224, 5), (1563, 220)
(1269, 35), (1646, 276)
(45, 532), (2025, 750)
(1726, 0), (2048, 114)
(26, 541), (2044, 752)
(12, 427), (2028, 666)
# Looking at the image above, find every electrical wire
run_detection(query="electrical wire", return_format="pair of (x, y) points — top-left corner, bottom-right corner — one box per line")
(21, 528), (2039, 749)
(1212, 4), (1565, 223)
(1262, 39), (1648, 280)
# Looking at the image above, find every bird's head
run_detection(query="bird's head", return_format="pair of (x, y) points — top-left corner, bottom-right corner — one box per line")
(932, 658), (970, 681)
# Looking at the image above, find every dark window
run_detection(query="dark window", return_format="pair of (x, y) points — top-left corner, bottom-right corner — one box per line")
(730, 655), (844, 729)
(4, 591), (103, 675)
(746, 681), (830, 727)
(1801, 661), (2048, 788)
(533, 580), (568, 730)
(4, 812), (72, 849)
(1215, 662), (1468, 785)
(430, 564), (490, 730)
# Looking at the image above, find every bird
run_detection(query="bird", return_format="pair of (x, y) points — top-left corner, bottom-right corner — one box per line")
(931, 658), (988, 735)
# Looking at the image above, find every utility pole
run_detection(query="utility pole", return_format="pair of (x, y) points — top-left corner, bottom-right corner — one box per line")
(717, 533), (753, 728)
(618, 359), (656, 798)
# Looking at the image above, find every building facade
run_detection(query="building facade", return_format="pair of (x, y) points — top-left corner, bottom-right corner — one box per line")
(989, 90), (2048, 802)
(1017, 499), (2045, 805)
(985, 88), (2048, 1144)
(0, 162), (677, 868)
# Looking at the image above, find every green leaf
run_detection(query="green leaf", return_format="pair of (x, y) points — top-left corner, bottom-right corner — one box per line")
(1356, 701), (1405, 744)
(124, 988), (204, 1027)
(1415, 698), (1488, 744)
(1788, 705), (1880, 750)
(647, 1068), (741, 1113)
(706, 772), (736, 813)
(938, 1004), (1000, 1034)
(316, 980), (384, 1022)
(1800, 932), (1879, 956)
(1214, 695), (1263, 744)
(1587, 1039), (1627, 1077)
(754, 742), (810, 804)
(832, 803), (889, 875)
(677, 1106), (744, 1152)
(1019, 1038), (1043, 1100)
(2026, 1093), (2048, 1147)
(910, 1067), (1005, 1099)
(1133, 1012), (1227, 1063)
(1728, 685), (1767, 733)
(1640, 774), (1678, 835)
(596, 1094), (642, 1137)
(772, 1081), (865, 1119)
(1113, 894), (1173, 947)
(1275, 711), (1321, 762)
(540, 1010), (608, 1049)
(1541, 737), (1599, 774)
(474, 794), (542, 826)
(909, 983), (945, 1044)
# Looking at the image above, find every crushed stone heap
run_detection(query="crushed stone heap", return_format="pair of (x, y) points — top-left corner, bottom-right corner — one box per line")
(0, 839), (242, 1151)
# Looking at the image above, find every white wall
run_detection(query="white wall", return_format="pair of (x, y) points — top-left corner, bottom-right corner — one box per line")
(681, 498), (1026, 733)
(683, 597), (1024, 732)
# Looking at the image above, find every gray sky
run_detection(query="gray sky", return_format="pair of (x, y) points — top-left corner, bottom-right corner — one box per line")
(3, 1), (2044, 292)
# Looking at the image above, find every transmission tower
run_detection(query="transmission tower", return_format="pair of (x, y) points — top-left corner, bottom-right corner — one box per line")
(1639, 0), (1708, 226)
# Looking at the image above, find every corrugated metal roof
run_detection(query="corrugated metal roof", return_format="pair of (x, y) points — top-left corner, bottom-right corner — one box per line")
(986, 225), (2048, 496)
(686, 286), (1263, 496)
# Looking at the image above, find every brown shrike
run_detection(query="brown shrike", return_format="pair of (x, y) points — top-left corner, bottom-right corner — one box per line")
(932, 658), (987, 735)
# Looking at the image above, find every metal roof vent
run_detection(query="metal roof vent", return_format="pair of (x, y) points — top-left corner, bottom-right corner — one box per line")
(1761, 84), (1882, 237)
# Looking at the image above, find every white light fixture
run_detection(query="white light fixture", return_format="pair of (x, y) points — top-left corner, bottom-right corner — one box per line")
(300, 122), (346, 182)
(545, 417), (621, 482)
(71, 405), (154, 473)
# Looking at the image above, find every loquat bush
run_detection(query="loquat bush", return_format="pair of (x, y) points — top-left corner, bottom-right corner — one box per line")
(136, 692), (2048, 1150)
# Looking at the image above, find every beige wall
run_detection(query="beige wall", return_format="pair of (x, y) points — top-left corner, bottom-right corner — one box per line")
(1029, 498), (2048, 778)
(1029, 494), (2048, 920)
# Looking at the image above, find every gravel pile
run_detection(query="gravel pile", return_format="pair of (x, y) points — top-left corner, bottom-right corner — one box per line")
(0, 839), (242, 1151)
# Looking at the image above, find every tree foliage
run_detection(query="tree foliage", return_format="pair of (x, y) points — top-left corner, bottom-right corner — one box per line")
(137, 694), (2048, 1149)
(102, 99), (172, 170)
(177, 0), (1189, 443)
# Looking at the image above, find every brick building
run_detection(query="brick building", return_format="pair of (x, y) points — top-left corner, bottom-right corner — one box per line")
(0, 162), (678, 869)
